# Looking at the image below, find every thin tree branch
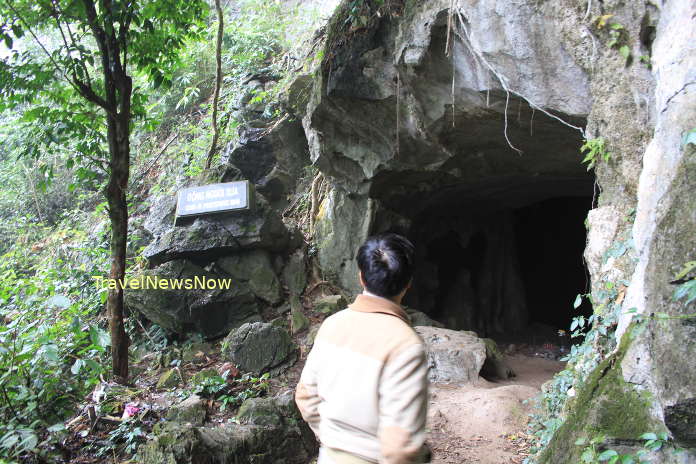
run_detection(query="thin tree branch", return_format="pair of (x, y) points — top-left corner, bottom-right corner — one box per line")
(51, 0), (95, 89)
(2, 1), (71, 84)
(205, 0), (224, 169)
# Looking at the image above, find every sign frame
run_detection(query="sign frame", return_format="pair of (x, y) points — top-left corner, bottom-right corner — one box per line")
(174, 180), (254, 225)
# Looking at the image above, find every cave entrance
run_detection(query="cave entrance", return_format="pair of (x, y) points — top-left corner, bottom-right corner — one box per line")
(362, 84), (594, 342)
(395, 192), (594, 342)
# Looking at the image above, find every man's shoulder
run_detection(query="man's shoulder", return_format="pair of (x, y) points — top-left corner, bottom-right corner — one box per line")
(316, 308), (423, 353)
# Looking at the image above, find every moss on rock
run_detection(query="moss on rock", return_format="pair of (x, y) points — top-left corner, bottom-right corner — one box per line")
(538, 329), (663, 463)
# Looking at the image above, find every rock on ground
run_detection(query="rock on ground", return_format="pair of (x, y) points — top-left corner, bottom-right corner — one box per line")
(222, 322), (297, 376)
(125, 259), (261, 339)
(138, 392), (317, 464)
(415, 327), (486, 384)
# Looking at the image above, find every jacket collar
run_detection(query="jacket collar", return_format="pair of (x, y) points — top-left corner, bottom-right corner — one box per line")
(348, 293), (410, 324)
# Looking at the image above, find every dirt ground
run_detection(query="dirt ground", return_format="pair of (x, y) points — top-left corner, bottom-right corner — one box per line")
(427, 354), (565, 464)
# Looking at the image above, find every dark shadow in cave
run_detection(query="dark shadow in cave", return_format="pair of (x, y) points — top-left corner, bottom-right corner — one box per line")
(513, 196), (594, 332)
(399, 194), (594, 343)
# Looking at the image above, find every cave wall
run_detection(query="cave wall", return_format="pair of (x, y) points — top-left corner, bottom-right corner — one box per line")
(307, 0), (695, 461)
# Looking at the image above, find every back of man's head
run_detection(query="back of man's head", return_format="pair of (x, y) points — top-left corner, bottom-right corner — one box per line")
(357, 233), (415, 298)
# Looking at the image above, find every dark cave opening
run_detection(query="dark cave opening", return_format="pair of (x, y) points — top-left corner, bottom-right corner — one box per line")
(513, 196), (594, 332)
(399, 194), (594, 341)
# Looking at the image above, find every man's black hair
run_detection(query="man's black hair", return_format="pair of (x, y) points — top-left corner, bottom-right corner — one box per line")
(357, 232), (415, 298)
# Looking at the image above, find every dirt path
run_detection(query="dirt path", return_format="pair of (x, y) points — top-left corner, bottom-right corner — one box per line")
(427, 354), (565, 464)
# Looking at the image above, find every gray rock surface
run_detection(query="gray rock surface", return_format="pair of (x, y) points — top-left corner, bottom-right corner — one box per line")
(125, 259), (261, 339)
(480, 338), (515, 380)
(217, 250), (282, 304)
(313, 294), (347, 315)
(415, 326), (486, 384)
(222, 322), (297, 376)
(166, 394), (207, 425)
(143, 196), (290, 267)
(282, 249), (307, 296)
(138, 391), (317, 464)
(405, 308), (444, 328)
(157, 368), (186, 390)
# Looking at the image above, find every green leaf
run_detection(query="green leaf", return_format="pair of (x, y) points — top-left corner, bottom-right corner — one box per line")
(42, 344), (60, 363)
(47, 423), (66, 433)
(674, 261), (696, 280)
(574, 294), (583, 309)
(598, 450), (619, 461)
(11, 24), (23, 38)
(682, 129), (696, 147)
(581, 449), (595, 462)
(89, 326), (110, 349)
(46, 294), (71, 309)
(619, 45), (630, 59)
(71, 359), (84, 375)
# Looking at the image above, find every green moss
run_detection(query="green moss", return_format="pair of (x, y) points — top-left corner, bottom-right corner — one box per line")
(538, 328), (662, 463)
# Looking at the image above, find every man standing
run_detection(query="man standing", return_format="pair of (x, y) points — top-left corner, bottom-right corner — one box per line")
(295, 233), (429, 464)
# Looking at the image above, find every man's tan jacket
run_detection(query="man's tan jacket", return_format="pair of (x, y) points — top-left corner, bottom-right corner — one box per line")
(295, 293), (428, 464)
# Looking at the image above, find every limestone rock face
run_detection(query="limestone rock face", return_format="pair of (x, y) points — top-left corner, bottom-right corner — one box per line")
(405, 308), (444, 328)
(237, 391), (299, 427)
(217, 250), (282, 305)
(157, 368), (186, 390)
(415, 326), (486, 384)
(166, 394), (207, 425)
(309, 0), (591, 322)
(313, 294), (347, 315)
(143, 194), (290, 267)
(138, 392), (317, 464)
(222, 322), (297, 376)
(282, 250), (307, 297)
(125, 259), (261, 339)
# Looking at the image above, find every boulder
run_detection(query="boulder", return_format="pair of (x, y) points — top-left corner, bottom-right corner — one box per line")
(480, 338), (516, 380)
(166, 394), (207, 425)
(414, 327), (486, 384)
(157, 368), (186, 390)
(237, 391), (298, 427)
(291, 308), (310, 335)
(125, 259), (261, 339)
(406, 308), (445, 328)
(142, 194), (290, 267)
(282, 250), (307, 296)
(190, 368), (220, 386)
(217, 250), (282, 304)
(314, 294), (347, 314)
(181, 342), (213, 364)
(222, 322), (297, 376)
(138, 391), (317, 464)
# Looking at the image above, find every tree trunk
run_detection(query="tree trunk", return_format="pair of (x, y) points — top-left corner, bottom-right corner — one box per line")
(103, 51), (133, 379)
(105, 106), (131, 381)
(205, 0), (224, 169)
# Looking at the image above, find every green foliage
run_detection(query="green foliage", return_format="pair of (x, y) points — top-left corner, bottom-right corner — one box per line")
(576, 432), (684, 463)
(594, 15), (631, 63)
(673, 261), (696, 305)
(191, 371), (270, 412)
(581, 137), (612, 170)
(0, 222), (111, 460)
(97, 418), (147, 457)
(525, 233), (636, 462)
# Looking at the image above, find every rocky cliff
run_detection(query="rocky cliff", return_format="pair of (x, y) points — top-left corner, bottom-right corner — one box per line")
(133, 0), (695, 461)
